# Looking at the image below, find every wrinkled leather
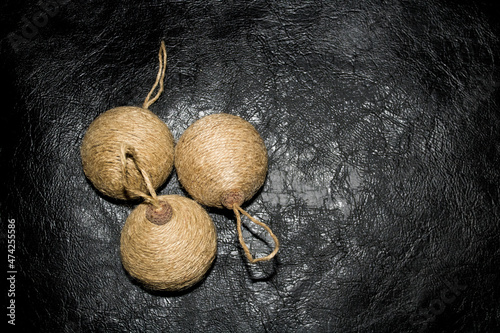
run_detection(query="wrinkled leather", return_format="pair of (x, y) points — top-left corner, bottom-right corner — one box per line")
(1, 0), (499, 332)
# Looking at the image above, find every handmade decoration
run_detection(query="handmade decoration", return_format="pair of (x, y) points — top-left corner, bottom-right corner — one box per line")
(120, 194), (217, 290)
(80, 41), (174, 200)
(174, 113), (279, 263)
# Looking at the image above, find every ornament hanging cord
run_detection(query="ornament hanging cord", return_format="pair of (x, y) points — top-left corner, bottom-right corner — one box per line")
(116, 40), (168, 206)
(232, 205), (280, 264)
(118, 39), (168, 206)
(120, 144), (174, 227)
(119, 144), (161, 208)
(143, 40), (167, 110)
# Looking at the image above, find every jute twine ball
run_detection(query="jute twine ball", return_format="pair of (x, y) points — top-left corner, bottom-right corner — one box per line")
(81, 107), (174, 200)
(175, 113), (268, 209)
(175, 113), (279, 263)
(80, 41), (174, 200)
(120, 195), (217, 291)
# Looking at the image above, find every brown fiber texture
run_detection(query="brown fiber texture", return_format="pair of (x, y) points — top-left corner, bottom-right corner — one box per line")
(80, 41), (173, 200)
(175, 113), (268, 208)
(80, 106), (174, 200)
(175, 113), (279, 263)
(120, 194), (217, 291)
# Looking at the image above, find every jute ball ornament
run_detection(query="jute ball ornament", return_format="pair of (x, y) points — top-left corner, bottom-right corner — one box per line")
(175, 113), (279, 263)
(119, 153), (217, 291)
(120, 194), (217, 291)
(80, 41), (174, 200)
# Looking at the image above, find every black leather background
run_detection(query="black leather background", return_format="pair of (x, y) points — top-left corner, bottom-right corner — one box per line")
(1, 1), (499, 332)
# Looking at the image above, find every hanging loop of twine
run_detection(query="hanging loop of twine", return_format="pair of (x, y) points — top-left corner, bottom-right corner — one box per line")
(232, 205), (280, 264)
(143, 40), (167, 110)
(119, 143), (161, 208)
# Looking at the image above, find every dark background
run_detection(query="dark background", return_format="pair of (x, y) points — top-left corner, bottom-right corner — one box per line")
(1, 0), (499, 332)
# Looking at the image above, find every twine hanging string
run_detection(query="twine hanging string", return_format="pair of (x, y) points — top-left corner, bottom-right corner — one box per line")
(119, 143), (161, 209)
(232, 205), (280, 264)
(143, 40), (167, 110)
(117, 41), (168, 206)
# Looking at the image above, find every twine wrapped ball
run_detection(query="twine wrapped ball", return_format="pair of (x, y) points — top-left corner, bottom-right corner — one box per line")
(175, 113), (279, 264)
(80, 41), (174, 201)
(120, 194), (217, 291)
(80, 106), (174, 200)
(174, 113), (268, 209)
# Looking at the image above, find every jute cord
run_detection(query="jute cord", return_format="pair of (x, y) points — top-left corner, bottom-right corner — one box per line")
(143, 41), (167, 110)
(119, 143), (161, 208)
(233, 205), (280, 264)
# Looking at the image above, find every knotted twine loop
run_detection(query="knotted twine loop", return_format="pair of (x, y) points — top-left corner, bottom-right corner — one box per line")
(231, 205), (280, 264)
(119, 143), (161, 209)
(143, 41), (167, 110)
(117, 40), (170, 204)
(120, 143), (174, 225)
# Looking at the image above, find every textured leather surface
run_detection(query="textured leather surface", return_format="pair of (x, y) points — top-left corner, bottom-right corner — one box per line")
(1, 1), (499, 332)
